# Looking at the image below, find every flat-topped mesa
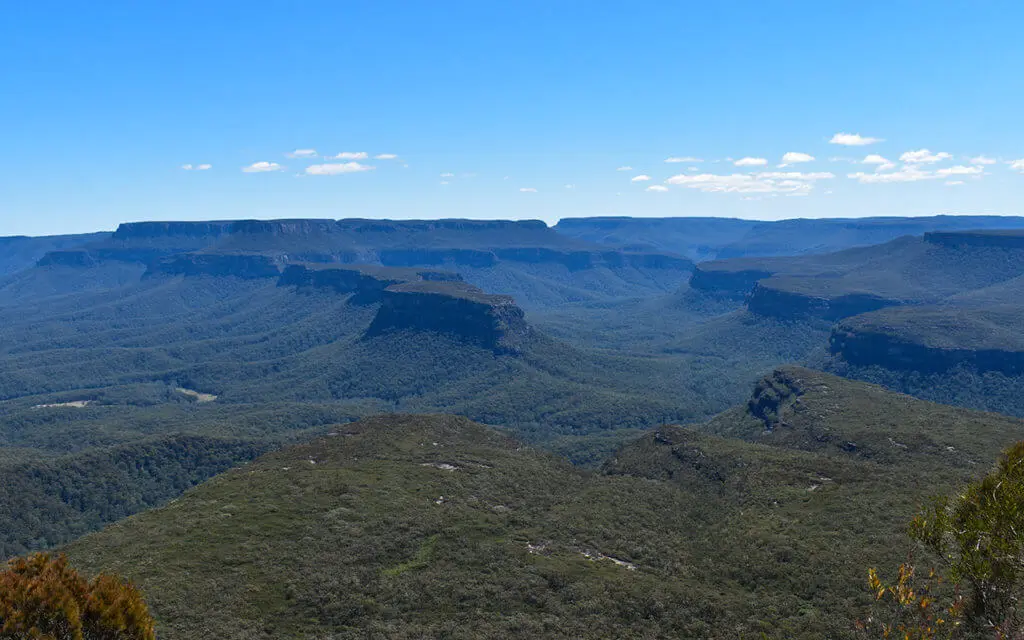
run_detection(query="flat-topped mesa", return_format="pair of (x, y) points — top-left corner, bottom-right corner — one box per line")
(746, 279), (901, 321)
(112, 221), (236, 240)
(150, 252), (283, 279)
(278, 263), (462, 303)
(924, 229), (1024, 249)
(367, 281), (530, 353)
(229, 219), (339, 235)
(830, 306), (1024, 375)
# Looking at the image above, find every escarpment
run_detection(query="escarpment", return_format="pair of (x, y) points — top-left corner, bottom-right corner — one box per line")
(830, 306), (1024, 375)
(746, 280), (901, 320)
(689, 264), (773, 296)
(366, 281), (530, 352)
(150, 253), (284, 279)
(923, 230), (1024, 250)
(278, 263), (461, 303)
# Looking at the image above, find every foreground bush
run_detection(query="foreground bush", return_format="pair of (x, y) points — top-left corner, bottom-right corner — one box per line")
(0, 553), (154, 640)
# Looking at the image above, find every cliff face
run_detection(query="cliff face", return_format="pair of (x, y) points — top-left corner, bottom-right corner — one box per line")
(278, 264), (461, 303)
(151, 253), (283, 279)
(366, 281), (530, 353)
(830, 322), (1024, 375)
(112, 221), (235, 240)
(746, 282), (899, 321)
(689, 265), (772, 296)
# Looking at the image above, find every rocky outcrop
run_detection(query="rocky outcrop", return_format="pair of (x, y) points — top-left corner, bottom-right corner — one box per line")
(366, 281), (530, 353)
(746, 282), (899, 321)
(689, 264), (773, 296)
(37, 250), (97, 267)
(150, 253), (283, 279)
(830, 320), (1024, 375)
(924, 230), (1024, 250)
(746, 369), (806, 432)
(278, 264), (461, 303)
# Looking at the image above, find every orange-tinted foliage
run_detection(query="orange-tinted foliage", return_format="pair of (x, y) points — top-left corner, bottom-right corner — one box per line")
(0, 553), (155, 640)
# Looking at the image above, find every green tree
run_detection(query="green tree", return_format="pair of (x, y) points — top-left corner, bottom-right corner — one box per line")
(862, 441), (1024, 638)
(0, 553), (155, 640)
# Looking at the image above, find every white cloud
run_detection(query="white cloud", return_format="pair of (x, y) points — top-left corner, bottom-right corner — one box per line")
(900, 149), (952, 164)
(304, 162), (374, 176)
(847, 166), (936, 183)
(440, 181), (449, 185)
(519, 187), (537, 192)
(181, 164), (193, 170)
(440, 172), (455, 178)
(564, 184), (575, 189)
(936, 165), (983, 177)
(946, 181), (965, 186)
(665, 170), (832, 194)
(969, 155), (997, 165)
(631, 174), (652, 182)
(286, 149), (318, 159)
(616, 166), (633, 171)
(330, 151), (368, 160)
(195, 164), (212, 170)
(646, 185), (669, 192)
(1009, 159), (1024, 172)
(861, 154), (896, 171)
(734, 157), (768, 167)
(829, 132), (884, 146)
(242, 161), (285, 173)
(374, 153), (399, 160)
(665, 156), (702, 163)
(781, 152), (815, 165)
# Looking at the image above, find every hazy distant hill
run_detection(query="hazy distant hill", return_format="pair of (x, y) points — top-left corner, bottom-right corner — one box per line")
(0, 232), (110, 278)
(65, 372), (1024, 639)
(555, 214), (1024, 261)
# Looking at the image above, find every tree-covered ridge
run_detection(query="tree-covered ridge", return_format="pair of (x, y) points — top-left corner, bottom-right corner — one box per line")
(64, 373), (1024, 638)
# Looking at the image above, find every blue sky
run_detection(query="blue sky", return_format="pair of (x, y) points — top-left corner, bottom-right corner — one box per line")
(3, 1), (1024, 236)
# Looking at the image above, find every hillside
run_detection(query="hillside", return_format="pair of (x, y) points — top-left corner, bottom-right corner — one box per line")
(65, 375), (1024, 638)
(554, 215), (1024, 261)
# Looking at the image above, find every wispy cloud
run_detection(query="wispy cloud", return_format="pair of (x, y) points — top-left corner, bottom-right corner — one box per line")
(616, 166), (633, 171)
(519, 187), (537, 192)
(329, 151), (369, 160)
(946, 181), (965, 186)
(829, 132), (884, 146)
(936, 165), (983, 177)
(286, 149), (318, 159)
(374, 153), (399, 160)
(848, 166), (935, 183)
(900, 149), (952, 164)
(969, 155), (997, 165)
(564, 184), (575, 189)
(305, 162), (374, 176)
(1009, 159), (1024, 173)
(665, 171), (832, 194)
(646, 185), (669, 192)
(181, 163), (212, 171)
(242, 161), (285, 173)
(440, 172), (455, 178)
(665, 156), (702, 163)
(631, 175), (651, 182)
(734, 157), (768, 167)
